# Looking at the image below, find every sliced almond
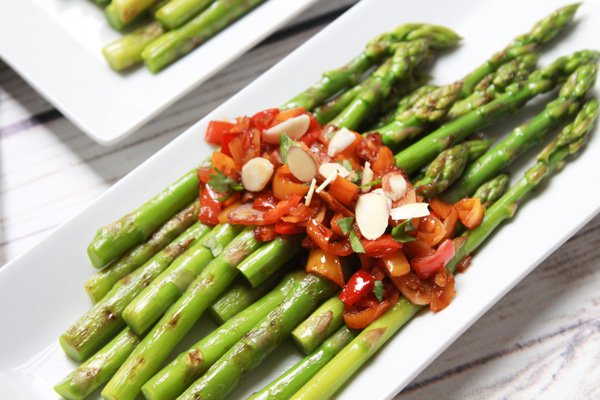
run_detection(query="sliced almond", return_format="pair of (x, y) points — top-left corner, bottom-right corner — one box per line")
(287, 146), (318, 182)
(319, 162), (350, 179)
(355, 192), (390, 240)
(361, 162), (374, 193)
(390, 203), (430, 220)
(372, 188), (392, 209)
(262, 114), (310, 144)
(327, 127), (356, 156)
(382, 172), (408, 201)
(241, 157), (274, 192)
(305, 178), (317, 206)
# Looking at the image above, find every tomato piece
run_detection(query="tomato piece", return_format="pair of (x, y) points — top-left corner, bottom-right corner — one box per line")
(205, 120), (235, 145)
(372, 146), (396, 175)
(455, 198), (485, 229)
(328, 176), (358, 207)
(429, 198), (453, 219)
(227, 204), (267, 225)
(305, 219), (353, 257)
(275, 222), (305, 235)
(381, 250), (410, 277)
(198, 183), (222, 225)
(251, 108), (279, 130)
(343, 290), (399, 329)
(270, 107), (305, 126)
(280, 203), (313, 223)
(254, 225), (277, 242)
(220, 133), (239, 157)
(263, 195), (302, 223)
(411, 239), (455, 279)
(252, 192), (277, 210)
(361, 235), (403, 258)
(339, 270), (375, 306)
(197, 166), (212, 184)
(272, 165), (310, 200)
(442, 208), (459, 241)
(227, 135), (245, 167)
(391, 272), (433, 305)
(416, 214), (446, 247)
(300, 116), (321, 146)
(305, 248), (345, 287)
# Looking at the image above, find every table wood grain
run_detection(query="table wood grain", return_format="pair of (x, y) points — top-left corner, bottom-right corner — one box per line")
(1, 1), (599, 398)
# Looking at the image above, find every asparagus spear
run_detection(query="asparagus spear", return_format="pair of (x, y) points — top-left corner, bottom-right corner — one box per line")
(209, 272), (282, 324)
(102, 20), (165, 71)
(283, 24), (460, 111)
(87, 169), (198, 269)
(54, 329), (139, 400)
(460, 3), (580, 97)
(249, 327), (357, 400)
(444, 63), (598, 202)
(414, 139), (492, 200)
(291, 297), (345, 355)
(141, 271), (304, 400)
(84, 201), (199, 303)
(142, 0), (267, 73)
(177, 273), (337, 400)
(448, 53), (539, 120)
(238, 235), (302, 287)
(155, 0), (214, 30)
(473, 173), (511, 208)
(60, 223), (210, 362)
(122, 224), (240, 335)
(328, 40), (430, 130)
(371, 84), (438, 130)
(394, 50), (599, 175)
(290, 98), (600, 400)
(376, 80), (464, 148)
(102, 228), (263, 400)
(113, 0), (158, 24)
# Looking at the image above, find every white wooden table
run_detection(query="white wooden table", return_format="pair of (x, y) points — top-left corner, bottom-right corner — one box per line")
(1, 1), (599, 398)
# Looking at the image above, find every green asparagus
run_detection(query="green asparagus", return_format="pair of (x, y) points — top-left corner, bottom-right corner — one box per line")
(142, 0), (266, 73)
(394, 50), (599, 175)
(87, 169), (198, 269)
(141, 271), (304, 400)
(102, 21), (165, 71)
(473, 173), (511, 208)
(113, 0), (158, 24)
(460, 3), (580, 97)
(155, 0), (214, 30)
(84, 201), (199, 303)
(371, 84), (438, 130)
(122, 224), (240, 335)
(54, 329), (139, 400)
(60, 222), (210, 361)
(291, 297), (344, 355)
(177, 273), (337, 400)
(444, 63), (597, 202)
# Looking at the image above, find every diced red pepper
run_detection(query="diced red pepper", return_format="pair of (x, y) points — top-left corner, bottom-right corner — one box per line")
(251, 108), (279, 130)
(254, 225), (277, 242)
(343, 290), (399, 329)
(205, 120), (235, 145)
(339, 270), (375, 306)
(198, 183), (222, 225)
(411, 239), (455, 279)
(361, 234), (403, 258)
(220, 133), (239, 156)
(275, 221), (305, 235)
(305, 219), (353, 257)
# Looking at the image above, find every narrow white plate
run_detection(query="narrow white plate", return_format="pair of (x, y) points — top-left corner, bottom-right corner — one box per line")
(1, 0), (599, 398)
(0, 0), (317, 144)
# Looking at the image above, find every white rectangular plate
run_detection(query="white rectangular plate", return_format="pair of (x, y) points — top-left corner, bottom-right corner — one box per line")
(1, 0), (599, 398)
(0, 0), (317, 144)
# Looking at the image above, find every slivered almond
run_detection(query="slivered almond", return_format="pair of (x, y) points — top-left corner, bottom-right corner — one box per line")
(305, 178), (317, 206)
(287, 146), (317, 182)
(241, 157), (274, 192)
(319, 162), (350, 179)
(382, 172), (408, 201)
(327, 127), (356, 156)
(262, 114), (310, 144)
(316, 173), (336, 193)
(390, 203), (430, 220)
(361, 162), (374, 193)
(355, 192), (390, 240)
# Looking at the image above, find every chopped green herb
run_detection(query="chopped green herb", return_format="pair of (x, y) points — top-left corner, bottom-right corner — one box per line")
(373, 280), (384, 302)
(349, 231), (365, 253)
(279, 134), (295, 163)
(391, 219), (416, 243)
(208, 168), (243, 201)
(358, 177), (382, 189)
(342, 159), (353, 172)
(337, 217), (354, 235)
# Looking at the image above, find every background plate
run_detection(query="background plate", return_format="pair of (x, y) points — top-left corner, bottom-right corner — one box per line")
(0, 0), (318, 144)
(0, 0), (599, 398)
